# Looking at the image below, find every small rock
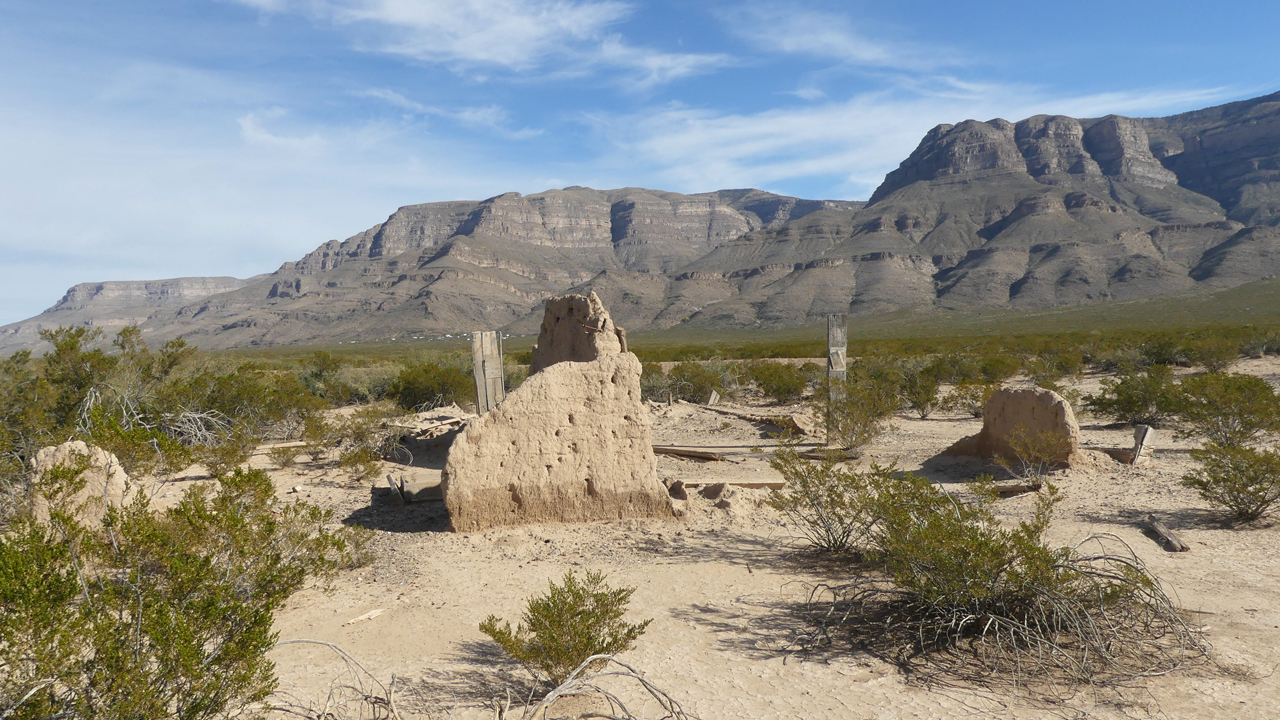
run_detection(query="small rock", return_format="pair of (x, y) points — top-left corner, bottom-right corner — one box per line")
(715, 498), (732, 510)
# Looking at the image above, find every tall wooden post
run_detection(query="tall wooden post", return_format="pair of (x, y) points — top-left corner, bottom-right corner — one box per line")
(826, 314), (847, 446)
(471, 330), (505, 413)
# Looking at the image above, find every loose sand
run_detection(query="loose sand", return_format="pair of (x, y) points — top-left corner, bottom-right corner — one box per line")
(212, 357), (1280, 719)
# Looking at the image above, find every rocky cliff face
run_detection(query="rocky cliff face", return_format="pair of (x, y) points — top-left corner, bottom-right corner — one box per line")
(0, 277), (252, 353)
(6, 92), (1280, 353)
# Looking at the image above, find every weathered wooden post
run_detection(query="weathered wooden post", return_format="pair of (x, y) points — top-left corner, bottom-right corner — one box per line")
(471, 330), (505, 413)
(826, 314), (847, 446)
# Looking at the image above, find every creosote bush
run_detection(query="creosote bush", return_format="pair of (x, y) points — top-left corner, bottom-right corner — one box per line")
(0, 463), (363, 719)
(479, 571), (651, 687)
(764, 445), (876, 552)
(1084, 364), (1178, 427)
(667, 361), (723, 403)
(816, 360), (900, 451)
(1171, 372), (1280, 447)
(1182, 443), (1280, 522)
(745, 360), (810, 404)
(388, 361), (472, 412)
(767, 450), (1206, 690)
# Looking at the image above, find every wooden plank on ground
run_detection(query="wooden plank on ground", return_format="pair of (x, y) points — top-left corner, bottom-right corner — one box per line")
(653, 446), (727, 462)
(1146, 514), (1191, 552)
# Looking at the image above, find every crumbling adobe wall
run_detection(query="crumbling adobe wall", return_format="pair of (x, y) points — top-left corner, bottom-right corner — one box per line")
(945, 386), (1082, 466)
(528, 291), (624, 374)
(441, 351), (673, 533)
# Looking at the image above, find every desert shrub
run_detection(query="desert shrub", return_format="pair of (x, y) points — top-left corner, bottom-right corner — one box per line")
(267, 443), (304, 469)
(388, 361), (473, 412)
(332, 403), (404, 481)
(994, 424), (1071, 488)
(479, 571), (651, 687)
(667, 361), (722, 403)
(1139, 335), (1190, 367)
(1089, 344), (1145, 373)
(815, 469), (1206, 689)
(1182, 443), (1280, 522)
(1083, 364), (1178, 426)
(195, 422), (257, 477)
(944, 380), (999, 417)
(504, 357), (528, 393)
(1170, 372), (1280, 447)
(818, 362), (901, 451)
(639, 362), (671, 402)
(86, 410), (193, 478)
(898, 361), (943, 419)
(745, 360), (809, 404)
(332, 363), (401, 404)
(976, 352), (1022, 384)
(1184, 336), (1240, 373)
(1241, 329), (1280, 359)
(0, 464), (357, 719)
(764, 445), (876, 552)
(1026, 346), (1084, 388)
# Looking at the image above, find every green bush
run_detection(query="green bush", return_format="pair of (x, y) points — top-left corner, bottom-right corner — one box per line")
(1083, 364), (1178, 426)
(817, 361), (900, 451)
(479, 571), (651, 686)
(764, 445), (875, 552)
(1171, 372), (1280, 447)
(898, 362), (943, 419)
(1182, 443), (1280, 522)
(0, 464), (357, 719)
(1184, 336), (1239, 373)
(745, 360), (810, 404)
(994, 424), (1071, 487)
(388, 361), (473, 412)
(667, 361), (722, 403)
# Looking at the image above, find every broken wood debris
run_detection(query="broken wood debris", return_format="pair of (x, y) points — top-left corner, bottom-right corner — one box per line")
(1146, 513), (1190, 552)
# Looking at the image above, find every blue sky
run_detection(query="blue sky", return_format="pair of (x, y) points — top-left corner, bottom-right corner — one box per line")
(1, 0), (1276, 325)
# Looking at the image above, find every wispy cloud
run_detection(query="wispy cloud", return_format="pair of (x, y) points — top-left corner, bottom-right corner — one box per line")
(354, 88), (542, 138)
(725, 6), (961, 71)
(228, 0), (725, 88)
(237, 108), (325, 150)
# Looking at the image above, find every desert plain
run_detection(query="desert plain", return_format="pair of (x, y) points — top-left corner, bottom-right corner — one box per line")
(137, 356), (1280, 720)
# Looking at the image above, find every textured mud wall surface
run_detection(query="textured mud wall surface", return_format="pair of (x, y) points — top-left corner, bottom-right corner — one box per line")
(29, 440), (135, 526)
(528, 292), (623, 374)
(441, 352), (673, 533)
(946, 386), (1082, 465)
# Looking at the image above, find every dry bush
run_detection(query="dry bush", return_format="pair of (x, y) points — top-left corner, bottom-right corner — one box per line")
(943, 381), (999, 418)
(268, 443), (304, 469)
(770, 454), (1208, 693)
(745, 360), (810, 404)
(491, 655), (692, 720)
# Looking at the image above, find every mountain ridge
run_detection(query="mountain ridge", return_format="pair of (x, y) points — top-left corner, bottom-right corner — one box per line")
(5, 91), (1280, 353)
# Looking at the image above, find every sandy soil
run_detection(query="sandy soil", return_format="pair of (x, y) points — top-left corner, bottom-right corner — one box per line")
(241, 358), (1280, 719)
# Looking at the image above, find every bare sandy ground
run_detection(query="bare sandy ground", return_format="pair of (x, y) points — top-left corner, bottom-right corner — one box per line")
(240, 357), (1280, 719)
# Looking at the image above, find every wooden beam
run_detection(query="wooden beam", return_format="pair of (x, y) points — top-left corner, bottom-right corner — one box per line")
(1146, 514), (1190, 552)
(653, 446), (727, 462)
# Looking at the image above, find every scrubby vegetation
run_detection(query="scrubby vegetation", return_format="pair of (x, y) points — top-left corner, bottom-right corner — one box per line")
(0, 462), (363, 719)
(767, 450), (1207, 691)
(480, 571), (651, 687)
(1182, 443), (1280, 522)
